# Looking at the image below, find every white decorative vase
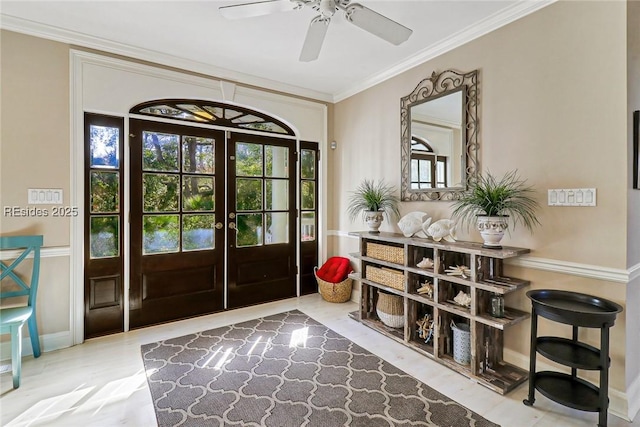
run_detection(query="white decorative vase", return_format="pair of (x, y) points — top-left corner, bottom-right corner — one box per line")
(477, 216), (508, 248)
(365, 210), (384, 233)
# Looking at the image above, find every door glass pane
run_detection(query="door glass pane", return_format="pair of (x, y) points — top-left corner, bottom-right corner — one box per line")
(143, 173), (180, 212)
(301, 181), (315, 210)
(182, 176), (214, 211)
(182, 136), (214, 174)
(183, 214), (215, 251)
(301, 149), (315, 179)
(236, 178), (262, 211)
(90, 216), (119, 258)
(91, 171), (119, 213)
(236, 213), (263, 247)
(265, 212), (288, 245)
(265, 179), (288, 210)
(236, 142), (262, 177)
(142, 131), (179, 171)
(90, 125), (119, 168)
(265, 145), (288, 178)
(143, 215), (179, 254)
(301, 212), (315, 241)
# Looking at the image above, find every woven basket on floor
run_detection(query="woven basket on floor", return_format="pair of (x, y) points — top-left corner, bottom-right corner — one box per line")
(376, 292), (404, 328)
(315, 268), (353, 303)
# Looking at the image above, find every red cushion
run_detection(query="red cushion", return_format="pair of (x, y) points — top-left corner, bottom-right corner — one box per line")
(316, 256), (352, 283)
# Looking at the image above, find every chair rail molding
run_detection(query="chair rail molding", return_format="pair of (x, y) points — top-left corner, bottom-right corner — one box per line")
(0, 246), (70, 260)
(327, 230), (638, 284)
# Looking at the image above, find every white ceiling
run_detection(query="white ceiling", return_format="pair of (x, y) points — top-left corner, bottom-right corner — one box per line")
(0, 0), (553, 102)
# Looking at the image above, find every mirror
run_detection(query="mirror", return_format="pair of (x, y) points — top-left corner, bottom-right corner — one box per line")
(401, 69), (478, 201)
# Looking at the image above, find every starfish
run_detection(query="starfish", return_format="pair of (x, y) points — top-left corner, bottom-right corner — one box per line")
(444, 265), (471, 279)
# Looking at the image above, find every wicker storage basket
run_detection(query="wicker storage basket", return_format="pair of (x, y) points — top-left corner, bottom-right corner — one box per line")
(376, 292), (404, 328)
(365, 265), (405, 291)
(315, 268), (353, 303)
(366, 242), (405, 264)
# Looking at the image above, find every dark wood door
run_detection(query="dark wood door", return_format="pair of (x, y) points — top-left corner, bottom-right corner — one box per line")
(226, 133), (297, 308)
(84, 113), (125, 338)
(129, 119), (225, 328)
(299, 141), (319, 295)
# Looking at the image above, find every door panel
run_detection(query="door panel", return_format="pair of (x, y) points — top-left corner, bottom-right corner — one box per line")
(129, 119), (225, 328)
(227, 133), (297, 308)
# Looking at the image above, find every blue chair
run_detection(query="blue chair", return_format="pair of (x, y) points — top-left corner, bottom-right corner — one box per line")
(0, 235), (43, 388)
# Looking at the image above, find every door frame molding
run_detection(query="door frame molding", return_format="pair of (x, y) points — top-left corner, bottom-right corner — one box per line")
(71, 50), (328, 344)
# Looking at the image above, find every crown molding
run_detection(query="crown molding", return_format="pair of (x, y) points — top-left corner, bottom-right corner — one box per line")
(2, 2), (555, 104)
(0, 14), (334, 103)
(332, 0), (557, 102)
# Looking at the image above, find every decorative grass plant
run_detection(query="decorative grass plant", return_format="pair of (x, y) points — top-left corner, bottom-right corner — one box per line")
(347, 179), (400, 222)
(451, 170), (540, 232)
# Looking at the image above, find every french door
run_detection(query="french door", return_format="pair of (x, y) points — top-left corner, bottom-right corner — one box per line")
(85, 109), (310, 335)
(127, 121), (297, 327)
(129, 120), (226, 327)
(226, 133), (297, 308)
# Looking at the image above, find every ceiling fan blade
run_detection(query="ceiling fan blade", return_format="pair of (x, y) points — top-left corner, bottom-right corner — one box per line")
(219, 0), (298, 20)
(299, 16), (330, 62)
(345, 3), (412, 45)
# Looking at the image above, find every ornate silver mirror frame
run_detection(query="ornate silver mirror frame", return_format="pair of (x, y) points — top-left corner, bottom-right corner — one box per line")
(400, 69), (478, 201)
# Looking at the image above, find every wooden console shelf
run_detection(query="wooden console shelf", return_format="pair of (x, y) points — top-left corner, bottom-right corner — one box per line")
(348, 231), (531, 394)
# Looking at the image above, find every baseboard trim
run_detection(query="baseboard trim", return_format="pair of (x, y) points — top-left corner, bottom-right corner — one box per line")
(627, 373), (640, 421)
(0, 331), (73, 362)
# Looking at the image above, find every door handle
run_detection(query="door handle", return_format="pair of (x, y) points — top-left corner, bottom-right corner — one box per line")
(215, 222), (223, 230)
(229, 222), (237, 230)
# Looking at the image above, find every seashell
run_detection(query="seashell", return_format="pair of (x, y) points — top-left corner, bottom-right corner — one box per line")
(417, 282), (433, 298)
(426, 219), (457, 242)
(453, 290), (472, 307)
(417, 257), (434, 269)
(398, 211), (430, 237)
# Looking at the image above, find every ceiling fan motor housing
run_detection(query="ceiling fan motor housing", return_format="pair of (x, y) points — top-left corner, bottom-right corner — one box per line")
(319, 0), (337, 17)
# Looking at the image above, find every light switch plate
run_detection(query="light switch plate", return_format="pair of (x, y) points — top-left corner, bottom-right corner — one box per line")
(548, 188), (596, 206)
(28, 189), (63, 204)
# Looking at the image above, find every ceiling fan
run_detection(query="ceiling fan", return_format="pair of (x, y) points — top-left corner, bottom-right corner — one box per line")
(219, 0), (413, 62)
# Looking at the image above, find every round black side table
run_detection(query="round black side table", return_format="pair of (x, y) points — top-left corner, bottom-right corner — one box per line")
(523, 289), (623, 427)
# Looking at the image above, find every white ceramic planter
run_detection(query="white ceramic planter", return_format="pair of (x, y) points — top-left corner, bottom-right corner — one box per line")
(477, 215), (508, 248)
(365, 210), (384, 233)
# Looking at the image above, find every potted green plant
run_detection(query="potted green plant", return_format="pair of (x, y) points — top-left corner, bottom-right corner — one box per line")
(347, 179), (400, 233)
(451, 170), (540, 247)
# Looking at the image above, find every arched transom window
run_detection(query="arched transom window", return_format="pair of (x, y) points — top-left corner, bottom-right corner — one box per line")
(130, 99), (295, 136)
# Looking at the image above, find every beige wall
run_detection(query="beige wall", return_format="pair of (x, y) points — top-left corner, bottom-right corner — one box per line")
(1, 31), (70, 246)
(1, 31), (71, 337)
(333, 1), (627, 267)
(331, 0), (635, 411)
(626, 0), (640, 407)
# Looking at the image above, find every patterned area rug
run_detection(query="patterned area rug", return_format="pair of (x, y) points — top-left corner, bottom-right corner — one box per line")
(141, 310), (499, 427)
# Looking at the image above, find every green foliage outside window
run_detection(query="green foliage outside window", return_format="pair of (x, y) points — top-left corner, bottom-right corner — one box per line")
(91, 171), (119, 213)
